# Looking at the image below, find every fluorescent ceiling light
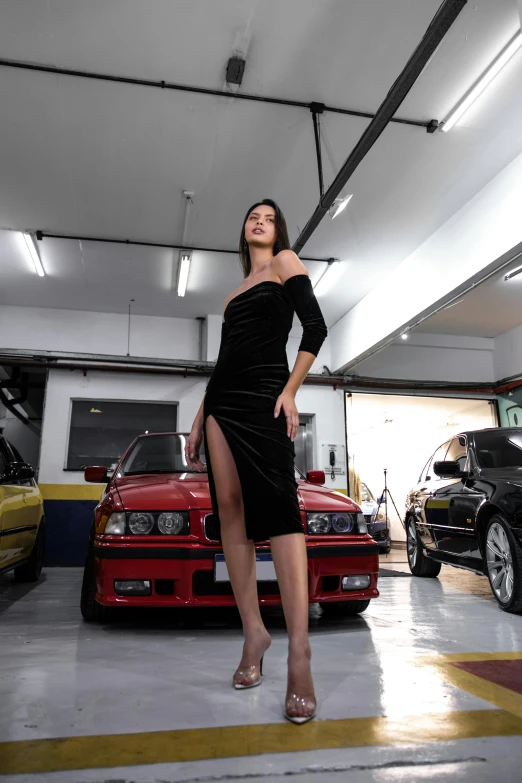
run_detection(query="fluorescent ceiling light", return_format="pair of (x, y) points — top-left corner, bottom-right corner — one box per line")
(177, 250), (191, 297)
(441, 30), (522, 133)
(505, 264), (522, 281)
(329, 194), (353, 219)
(400, 333), (408, 340)
(22, 232), (45, 276)
(314, 261), (343, 297)
(443, 298), (465, 310)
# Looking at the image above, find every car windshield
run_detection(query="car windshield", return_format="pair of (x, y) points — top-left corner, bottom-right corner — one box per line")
(474, 430), (522, 470)
(360, 483), (374, 502)
(118, 434), (207, 476)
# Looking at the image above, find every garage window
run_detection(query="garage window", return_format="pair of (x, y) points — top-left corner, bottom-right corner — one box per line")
(66, 400), (178, 471)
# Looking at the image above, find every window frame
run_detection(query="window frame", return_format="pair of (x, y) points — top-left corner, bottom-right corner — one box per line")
(64, 398), (179, 472)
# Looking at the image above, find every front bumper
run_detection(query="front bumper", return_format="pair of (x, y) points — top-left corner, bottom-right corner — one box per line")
(92, 539), (380, 607)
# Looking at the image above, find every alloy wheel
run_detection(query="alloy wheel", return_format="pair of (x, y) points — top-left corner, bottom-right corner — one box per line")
(407, 519), (418, 568)
(486, 522), (514, 604)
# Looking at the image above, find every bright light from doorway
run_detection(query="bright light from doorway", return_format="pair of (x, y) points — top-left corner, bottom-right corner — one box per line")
(21, 232), (45, 276)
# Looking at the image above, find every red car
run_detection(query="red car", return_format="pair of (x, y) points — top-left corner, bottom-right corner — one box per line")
(80, 432), (379, 622)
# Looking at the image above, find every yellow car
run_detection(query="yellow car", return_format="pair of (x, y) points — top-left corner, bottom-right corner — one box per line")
(0, 436), (45, 581)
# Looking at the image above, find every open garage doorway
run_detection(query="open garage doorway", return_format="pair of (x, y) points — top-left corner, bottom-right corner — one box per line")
(346, 393), (497, 544)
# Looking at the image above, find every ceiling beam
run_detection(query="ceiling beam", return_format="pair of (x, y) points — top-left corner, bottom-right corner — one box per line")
(292, 0), (468, 254)
(0, 58), (437, 132)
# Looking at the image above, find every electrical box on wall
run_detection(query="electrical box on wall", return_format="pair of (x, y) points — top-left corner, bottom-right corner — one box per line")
(322, 443), (346, 480)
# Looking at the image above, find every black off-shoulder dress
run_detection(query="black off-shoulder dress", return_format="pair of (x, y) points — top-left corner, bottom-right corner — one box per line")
(203, 274), (328, 542)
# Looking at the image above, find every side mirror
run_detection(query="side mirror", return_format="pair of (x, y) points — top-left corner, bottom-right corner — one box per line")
(9, 462), (35, 480)
(307, 469), (325, 485)
(433, 460), (467, 478)
(84, 465), (109, 483)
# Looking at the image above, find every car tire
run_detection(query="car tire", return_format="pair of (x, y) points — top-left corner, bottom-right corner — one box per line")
(485, 514), (522, 614)
(406, 516), (441, 578)
(321, 599), (370, 617)
(80, 550), (112, 623)
(14, 520), (45, 582)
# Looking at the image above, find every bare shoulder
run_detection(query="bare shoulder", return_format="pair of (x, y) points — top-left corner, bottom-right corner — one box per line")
(273, 249), (309, 283)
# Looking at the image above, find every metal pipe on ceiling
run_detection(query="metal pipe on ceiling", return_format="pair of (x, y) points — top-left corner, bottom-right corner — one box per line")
(292, 0), (468, 254)
(0, 347), (516, 396)
(32, 230), (333, 264)
(0, 58), (437, 132)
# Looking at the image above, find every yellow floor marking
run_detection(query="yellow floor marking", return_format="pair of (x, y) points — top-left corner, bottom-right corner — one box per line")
(1, 710), (521, 775)
(415, 652), (522, 720)
(434, 652), (522, 663)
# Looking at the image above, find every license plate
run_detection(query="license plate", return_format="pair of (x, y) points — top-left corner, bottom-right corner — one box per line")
(214, 553), (277, 582)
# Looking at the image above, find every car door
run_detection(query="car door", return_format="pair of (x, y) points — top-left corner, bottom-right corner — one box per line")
(0, 439), (27, 567)
(5, 440), (42, 541)
(414, 441), (450, 551)
(428, 436), (485, 561)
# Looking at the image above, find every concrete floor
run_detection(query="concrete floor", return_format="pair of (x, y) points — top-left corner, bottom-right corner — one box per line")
(1, 552), (522, 782)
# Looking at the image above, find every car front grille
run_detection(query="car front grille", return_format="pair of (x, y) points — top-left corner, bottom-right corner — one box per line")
(204, 513), (221, 542)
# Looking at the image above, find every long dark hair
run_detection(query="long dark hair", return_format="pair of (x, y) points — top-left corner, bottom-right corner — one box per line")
(238, 199), (291, 278)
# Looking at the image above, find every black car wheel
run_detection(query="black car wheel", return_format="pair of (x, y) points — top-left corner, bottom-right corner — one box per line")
(14, 520), (45, 582)
(406, 517), (441, 578)
(80, 550), (112, 623)
(485, 515), (522, 614)
(321, 600), (370, 617)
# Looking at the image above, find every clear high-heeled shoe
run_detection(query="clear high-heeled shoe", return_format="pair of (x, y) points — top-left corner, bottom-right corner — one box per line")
(233, 655), (264, 690)
(284, 692), (316, 724)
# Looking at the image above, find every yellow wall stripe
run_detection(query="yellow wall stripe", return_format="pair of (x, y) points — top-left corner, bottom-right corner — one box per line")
(0, 709), (521, 775)
(39, 484), (103, 501)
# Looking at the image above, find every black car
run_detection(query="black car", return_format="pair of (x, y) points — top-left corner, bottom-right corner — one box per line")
(404, 427), (522, 613)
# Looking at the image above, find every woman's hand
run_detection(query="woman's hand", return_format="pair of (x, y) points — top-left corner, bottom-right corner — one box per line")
(274, 389), (299, 441)
(185, 426), (206, 471)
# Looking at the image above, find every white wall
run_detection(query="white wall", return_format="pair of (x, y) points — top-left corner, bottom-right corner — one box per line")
(331, 149), (522, 372)
(39, 367), (345, 490)
(354, 333), (496, 383)
(0, 305), (199, 360)
(39, 369), (208, 484)
(493, 323), (522, 382)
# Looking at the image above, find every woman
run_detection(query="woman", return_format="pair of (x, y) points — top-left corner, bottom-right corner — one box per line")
(185, 199), (327, 724)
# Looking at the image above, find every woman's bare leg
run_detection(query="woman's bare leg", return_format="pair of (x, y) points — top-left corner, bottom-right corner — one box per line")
(205, 416), (271, 681)
(270, 532), (315, 718)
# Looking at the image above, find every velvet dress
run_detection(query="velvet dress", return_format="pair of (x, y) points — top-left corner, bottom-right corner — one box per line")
(203, 274), (327, 542)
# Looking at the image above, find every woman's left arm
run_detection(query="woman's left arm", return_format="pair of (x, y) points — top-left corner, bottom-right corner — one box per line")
(273, 250), (328, 441)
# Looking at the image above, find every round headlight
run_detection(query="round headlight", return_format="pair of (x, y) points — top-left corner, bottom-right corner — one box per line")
(128, 512), (154, 535)
(332, 513), (354, 533)
(307, 514), (331, 534)
(158, 512), (184, 535)
(377, 511), (385, 521)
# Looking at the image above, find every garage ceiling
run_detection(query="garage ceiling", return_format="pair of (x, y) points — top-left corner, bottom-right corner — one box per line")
(0, 0), (521, 325)
(417, 255), (522, 337)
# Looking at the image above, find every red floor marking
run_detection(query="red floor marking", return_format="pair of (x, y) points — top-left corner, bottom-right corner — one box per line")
(451, 660), (522, 696)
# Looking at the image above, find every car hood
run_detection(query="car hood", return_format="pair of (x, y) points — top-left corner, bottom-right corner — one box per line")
(114, 473), (212, 510)
(113, 473), (359, 512)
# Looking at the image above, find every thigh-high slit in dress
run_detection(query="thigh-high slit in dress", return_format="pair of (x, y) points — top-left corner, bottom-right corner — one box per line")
(203, 273), (328, 542)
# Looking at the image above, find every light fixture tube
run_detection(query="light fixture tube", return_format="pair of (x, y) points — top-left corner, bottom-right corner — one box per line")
(505, 264), (522, 282)
(22, 232), (45, 276)
(314, 261), (342, 297)
(329, 194), (353, 219)
(441, 30), (522, 133)
(177, 251), (191, 297)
